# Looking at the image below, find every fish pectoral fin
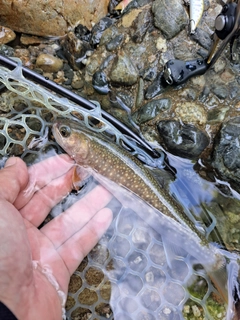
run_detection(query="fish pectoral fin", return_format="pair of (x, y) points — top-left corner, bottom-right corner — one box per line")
(72, 166), (91, 191)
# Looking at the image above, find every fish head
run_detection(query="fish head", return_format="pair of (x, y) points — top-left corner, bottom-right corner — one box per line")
(52, 119), (91, 162)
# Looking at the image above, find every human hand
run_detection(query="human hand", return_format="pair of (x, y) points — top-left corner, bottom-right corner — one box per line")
(0, 155), (113, 320)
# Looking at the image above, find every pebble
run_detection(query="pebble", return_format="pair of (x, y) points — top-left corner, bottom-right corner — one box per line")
(145, 72), (166, 99)
(92, 71), (110, 94)
(0, 44), (14, 57)
(130, 8), (152, 43)
(109, 51), (138, 85)
(212, 116), (240, 193)
(174, 102), (207, 125)
(133, 98), (171, 124)
(106, 34), (124, 51)
(152, 0), (188, 39)
(157, 120), (209, 159)
(0, 26), (16, 45)
(20, 34), (44, 46)
(36, 53), (63, 73)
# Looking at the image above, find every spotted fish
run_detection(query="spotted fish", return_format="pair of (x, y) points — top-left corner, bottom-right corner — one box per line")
(52, 118), (205, 239)
(52, 118), (240, 310)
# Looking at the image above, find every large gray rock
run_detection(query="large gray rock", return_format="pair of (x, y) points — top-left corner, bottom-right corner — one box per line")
(212, 117), (240, 192)
(157, 120), (209, 159)
(0, 0), (110, 36)
(152, 0), (188, 39)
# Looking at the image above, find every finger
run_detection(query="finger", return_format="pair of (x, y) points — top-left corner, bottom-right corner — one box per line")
(58, 207), (112, 277)
(15, 154), (74, 209)
(40, 185), (112, 249)
(0, 157), (28, 203)
(20, 168), (74, 227)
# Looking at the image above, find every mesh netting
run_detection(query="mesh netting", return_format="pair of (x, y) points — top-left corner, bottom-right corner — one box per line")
(0, 58), (236, 320)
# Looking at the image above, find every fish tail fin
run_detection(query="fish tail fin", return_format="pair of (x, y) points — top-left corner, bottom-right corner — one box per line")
(207, 255), (240, 319)
(206, 258), (228, 303)
(226, 261), (240, 320)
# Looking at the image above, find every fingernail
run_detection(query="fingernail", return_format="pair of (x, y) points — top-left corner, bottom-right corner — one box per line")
(5, 156), (17, 168)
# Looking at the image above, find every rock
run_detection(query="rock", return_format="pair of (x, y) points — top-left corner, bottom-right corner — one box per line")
(61, 31), (92, 70)
(14, 48), (32, 67)
(91, 17), (115, 46)
(20, 34), (44, 46)
(106, 34), (124, 51)
(152, 0), (188, 39)
(212, 117), (240, 192)
(132, 98), (171, 124)
(211, 84), (229, 99)
(109, 51), (138, 86)
(174, 102), (207, 125)
(190, 28), (212, 51)
(92, 71), (110, 94)
(130, 8), (152, 43)
(145, 72), (166, 99)
(71, 71), (84, 90)
(0, 44), (14, 57)
(36, 53), (63, 73)
(157, 120), (209, 159)
(207, 107), (229, 124)
(0, 0), (110, 37)
(0, 26), (16, 44)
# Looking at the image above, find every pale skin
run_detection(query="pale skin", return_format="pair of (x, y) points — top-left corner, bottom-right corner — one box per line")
(0, 155), (113, 320)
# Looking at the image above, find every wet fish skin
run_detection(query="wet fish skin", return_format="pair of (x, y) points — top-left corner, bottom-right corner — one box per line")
(52, 119), (205, 242)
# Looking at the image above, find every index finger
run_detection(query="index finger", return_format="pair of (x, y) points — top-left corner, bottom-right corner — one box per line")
(0, 157), (28, 203)
(15, 154), (74, 209)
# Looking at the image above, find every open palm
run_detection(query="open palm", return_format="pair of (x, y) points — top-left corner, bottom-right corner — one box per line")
(0, 155), (113, 320)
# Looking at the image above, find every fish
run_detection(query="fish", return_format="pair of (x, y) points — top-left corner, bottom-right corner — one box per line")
(52, 118), (204, 239)
(52, 118), (239, 310)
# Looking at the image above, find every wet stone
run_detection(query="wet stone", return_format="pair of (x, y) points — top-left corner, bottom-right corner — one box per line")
(106, 34), (124, 51)
(132, 98), (171, 124)
(0, 26), (16, 45)
(152, 0), (188, 40)
(109, 52), (138, 86)
(91, 17), (115, 46)
(211, 84), (229, 100)
(36, 53), (63, 73)
(145, 72), (166, 99)
(141, 66), (158, 81)
(61, 32), (92, 70)
(92, 70), (110, 94)
(190, 28), (212, 51)
(212, 117), (240, 193)
(130, 8), (152, 43)
(100, 25), (119, 46)
(157, 120), (209, 159)
(0, 44), (14, 57)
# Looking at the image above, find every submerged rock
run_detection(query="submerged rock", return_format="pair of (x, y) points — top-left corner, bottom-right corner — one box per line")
(157, 120), (209, 159)
(212, 117), (240, 192)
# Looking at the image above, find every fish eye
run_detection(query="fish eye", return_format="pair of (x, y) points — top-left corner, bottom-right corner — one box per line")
(59, 125), (71, 138)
